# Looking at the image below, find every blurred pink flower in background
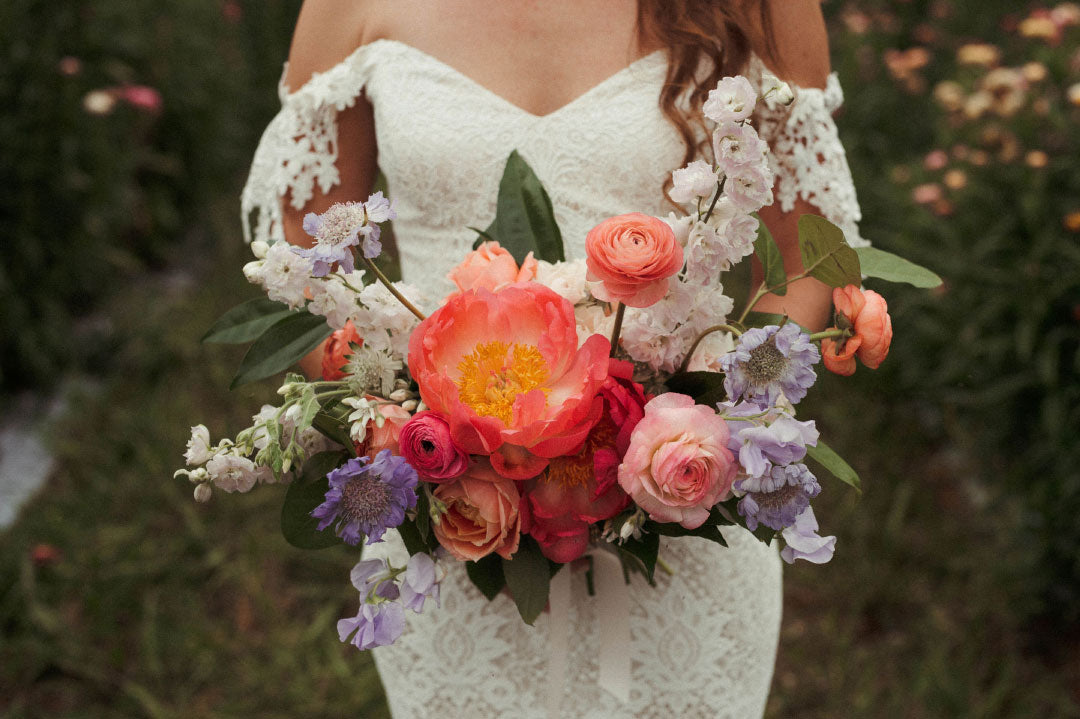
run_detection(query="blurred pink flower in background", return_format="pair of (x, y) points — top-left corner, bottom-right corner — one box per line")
(58, 56), (81, 76)
(119, 85), (163, 114)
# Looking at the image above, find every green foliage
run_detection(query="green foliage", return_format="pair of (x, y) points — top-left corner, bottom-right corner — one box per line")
(797, 215), (863, 288)
(855, 246), (942, 288)
(230, 311), (332, 389)
(754, 216), (787, 295)
(806, 440), (862, 493)
(281, 451), (347, 550)
(203, 298), (297, 344)
(472, 151), (566, 263)
(466, 554), (507, 601)
(501, 536), (551, 625)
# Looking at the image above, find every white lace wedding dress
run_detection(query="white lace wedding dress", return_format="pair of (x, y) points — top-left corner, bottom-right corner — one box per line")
(242, 38), (866, 719)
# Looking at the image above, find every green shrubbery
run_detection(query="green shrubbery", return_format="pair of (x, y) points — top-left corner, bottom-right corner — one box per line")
(0, 0), (301, 391)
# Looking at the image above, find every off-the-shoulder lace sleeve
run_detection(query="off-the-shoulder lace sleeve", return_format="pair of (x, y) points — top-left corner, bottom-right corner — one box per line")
(749, 58), (869, 247)
(240, 45), (376, 245)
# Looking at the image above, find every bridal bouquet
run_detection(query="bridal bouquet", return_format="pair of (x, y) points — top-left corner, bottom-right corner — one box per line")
(177, 74), (940, 650)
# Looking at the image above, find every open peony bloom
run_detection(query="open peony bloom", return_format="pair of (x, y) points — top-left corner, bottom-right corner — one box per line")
(432, 461), (521, 561)
(408, 283), (610, 479)
(447, 241), (538, 293)
(823, 285), (893, 374)
(524, 360), (642, 562)
(585, 213), (684, 308)
(618, 393), (737, 529)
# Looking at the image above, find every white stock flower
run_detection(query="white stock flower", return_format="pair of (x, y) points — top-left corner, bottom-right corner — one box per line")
(702, 75), (758, 124)
(670, 160), (719, 204)
(354, 281), (426, 359)
(248, 240), (313, 309)
(184, 425), (217, 466)
(206, 453), (259, 493)
(534, 258), (588, 304)
(309, 270), (365, 330)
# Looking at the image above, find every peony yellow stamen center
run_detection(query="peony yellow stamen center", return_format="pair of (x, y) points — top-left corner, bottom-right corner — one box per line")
(457, 341), (550, 425)
(542, 419), (617, 489)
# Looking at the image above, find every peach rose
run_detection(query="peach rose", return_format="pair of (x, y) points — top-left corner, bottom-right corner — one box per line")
(618, 393), (736, 529)
(830, 285), (893, 372)
(585, 213), (684, 308)
(433, 461), (521, 561)
(447, 241), (538, 293)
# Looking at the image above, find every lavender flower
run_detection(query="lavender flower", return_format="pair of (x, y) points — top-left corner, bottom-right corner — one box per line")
(736, 463), (821, 532)
(360, 191), (396, 259)
(399, 553), (441, 613)
(311, 449), (418, 545)
(294, 201), (367, 276)
(724, 409), (819, 478)
(719, 324), (820, 406)
(780, 506), (836, 564)
(350, 558), (400, 601)
(337, 601), (406, 650)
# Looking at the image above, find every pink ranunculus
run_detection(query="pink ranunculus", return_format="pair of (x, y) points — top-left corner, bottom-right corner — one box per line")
(398, 411), (469, 482)
(408, 283), (610, 480)
(618, 393), (736, 529)
(432, 461), (521, 561)
(447, 241), (538, 294)
(356, 402), (411, 459)
(585, 213), (684, 308)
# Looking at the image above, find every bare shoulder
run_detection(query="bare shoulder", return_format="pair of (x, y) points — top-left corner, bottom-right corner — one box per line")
(744, 0), (832, 89)
(283, 0), (392, 90)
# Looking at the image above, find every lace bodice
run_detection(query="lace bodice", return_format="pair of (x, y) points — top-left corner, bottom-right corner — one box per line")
(241, 39), (867, 719)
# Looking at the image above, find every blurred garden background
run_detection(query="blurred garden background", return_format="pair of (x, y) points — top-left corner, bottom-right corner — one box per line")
(1, 0), (1079, 716)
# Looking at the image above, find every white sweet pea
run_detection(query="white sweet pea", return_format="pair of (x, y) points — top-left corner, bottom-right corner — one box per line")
(205, 453), (259, 493)
(669, 160), (719, 204)
(183, 425), (221, 466)
(702, 75), (758, 124)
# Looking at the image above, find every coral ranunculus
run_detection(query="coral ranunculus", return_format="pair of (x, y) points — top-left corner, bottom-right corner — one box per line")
(408, 283), (610, 480)
(829, 285), (893, 372)
(585, 212), (684, 308)
(322, 321), (363, 381)
(447, 241), (538, 293)
(432, 461), (521, 561)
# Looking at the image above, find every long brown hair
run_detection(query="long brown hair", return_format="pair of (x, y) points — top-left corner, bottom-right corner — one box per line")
(637, 1), (777, 170)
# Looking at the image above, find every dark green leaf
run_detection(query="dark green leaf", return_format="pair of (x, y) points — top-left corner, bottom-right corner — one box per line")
(397, 519), (428, 556)
(466, 554), (506, 601)
(501, 536), (551, 625)
(230, 311), (332, 389)
(493, 151), (565, 264)
(753, 217), (787, 296)
(616, 531), (660, 584)
(281, 450), (348, 550)
(797, 215), (862, 289)
(415, 488), (431, 544)
(645, 520), (728, 546)
(202, 298), (295, 344)
(720, 248), (753, 320)
(469, 224), (497, 250)
(807, 439), (862, 492)
(855, 246), (942, 288)
(665, 371), (727, 406)
(311, 409), (355, 454)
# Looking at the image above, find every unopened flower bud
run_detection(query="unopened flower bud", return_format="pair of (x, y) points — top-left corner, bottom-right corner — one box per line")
(194, 483), (212, 503)
(415, 401), (428, 413)
(394, 379), (410, 390)
(388, 389), (411, 402)
(250, 240), (269, 259)
(770, 80), (794, 106)
(401, 399), (418, 412)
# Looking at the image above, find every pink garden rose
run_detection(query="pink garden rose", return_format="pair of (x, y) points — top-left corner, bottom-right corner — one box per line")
(398, 411), (469, 482)
(447, 241), (538, 293)
(432, 461), (521, 561)
(408, 283), (610, 480)
(585, 213), (684, 308)
(618, 393), (737, 529)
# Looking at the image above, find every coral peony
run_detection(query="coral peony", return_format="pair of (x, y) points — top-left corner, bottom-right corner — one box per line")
(829, 285), (893, 372)
(432, 461), (521, 561)
(585, 213), (684, 308)
(447, 241), (538, 293)
(618, 393), (737, 529)
(398, 411), (470, 482)
(408, 283), (610, 480)
(322, 321), (363, 381)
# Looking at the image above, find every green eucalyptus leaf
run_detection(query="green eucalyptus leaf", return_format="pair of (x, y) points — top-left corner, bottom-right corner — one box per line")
(230, 311), (332, 389)
(280, 450), (348, 550)
(202, 298), (296, 344)
(466, 554), (507, 601)
(501, 536), (552, 625)
(492, 151), (565, 264)
(797, 215), (862, 289)
(753, 217), (787, 296)
(855, 246), (942, 288)
(807, 440), (862, 492)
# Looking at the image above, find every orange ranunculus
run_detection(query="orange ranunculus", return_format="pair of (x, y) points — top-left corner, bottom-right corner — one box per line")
(585, 213), (683, 308)
(322, 320), (362, 381)
(829, 285), (893, 373)
(821, 335), (862, 376)
(432, 461), (521, 561)
(447, 241), (538, 294)
(408, 283), (610, 480)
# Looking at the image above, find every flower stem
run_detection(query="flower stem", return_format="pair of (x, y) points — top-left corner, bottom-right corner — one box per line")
(608, 302), (627, 356)
(809, 328), (852, 342)
(656, 557), (675, 576)
(701, 178), (727, 223)
(361, 255), (427, 322)
(676, 323), (743, 375)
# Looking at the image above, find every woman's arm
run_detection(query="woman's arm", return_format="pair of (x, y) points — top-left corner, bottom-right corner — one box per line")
(281, 0), (379, 376)
(748, 0), (835, 332)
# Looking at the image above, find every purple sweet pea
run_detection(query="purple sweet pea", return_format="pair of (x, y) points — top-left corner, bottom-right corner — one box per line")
(337, 601), (406, 650)
(736, 463), (821, 531)
(719, 324), (820, 406)
(780, 506), (836, 564)
(350, 558), (400, 601)
(399, 553), (441, 613)
(311, 449), (419, 546)
(726, 413), (819, 478)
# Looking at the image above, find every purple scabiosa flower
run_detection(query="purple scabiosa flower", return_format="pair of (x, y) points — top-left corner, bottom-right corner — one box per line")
(725, 412), (819, 478)
(399, 553), (441, 613)
(780, 506), (836, 564)
(311, 449), (419, 545)
(719, 324), (820, 406)
(736, 463), (821, 532)
(337, 601), (406, 650)
(294, 201), (368, 276)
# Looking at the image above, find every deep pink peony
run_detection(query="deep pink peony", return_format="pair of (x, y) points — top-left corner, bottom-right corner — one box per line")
(398, 411), (469, 482)
(618, 393), (737, 529)
(408, 283), (610, 480)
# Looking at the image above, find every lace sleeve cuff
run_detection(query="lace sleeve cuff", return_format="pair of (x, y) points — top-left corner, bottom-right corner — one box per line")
(752, 62), (869, 248)
(240, 45), (376, 245)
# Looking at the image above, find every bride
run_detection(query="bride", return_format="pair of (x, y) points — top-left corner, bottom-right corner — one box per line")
(242, 1), (866, 716)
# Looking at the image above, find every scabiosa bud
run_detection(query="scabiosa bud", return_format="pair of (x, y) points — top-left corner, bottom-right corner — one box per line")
(719, 324), (820, 406)
(311, 450), (419, 545)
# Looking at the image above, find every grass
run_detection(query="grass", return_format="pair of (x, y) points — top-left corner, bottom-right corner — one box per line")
(1, 200), (1078, 718)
